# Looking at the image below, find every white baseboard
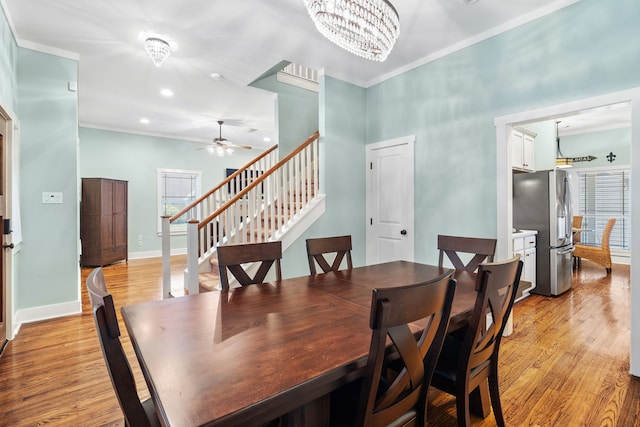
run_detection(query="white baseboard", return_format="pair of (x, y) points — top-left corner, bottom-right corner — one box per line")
(12, 300), (82, 338)
(612, 251), (630, 265)
(129, 247), (187, 260)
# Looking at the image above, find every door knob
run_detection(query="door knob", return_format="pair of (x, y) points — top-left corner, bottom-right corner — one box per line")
(3, 243), (14, 249)
(400, 229), (407, 235)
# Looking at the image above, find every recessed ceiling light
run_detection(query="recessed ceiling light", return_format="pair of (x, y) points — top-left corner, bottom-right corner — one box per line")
(264, 137), (271, 142)
(210, 73), (223, 80)
(160, 88), (174, 97)
(140, 118), (150, 124)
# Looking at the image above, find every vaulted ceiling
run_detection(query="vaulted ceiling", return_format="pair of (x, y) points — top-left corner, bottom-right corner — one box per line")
(4, 0), (582, 149)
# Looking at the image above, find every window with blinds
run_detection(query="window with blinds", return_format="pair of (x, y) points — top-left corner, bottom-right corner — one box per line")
(576, 169), (630, 250)
(157, 169), (202, 234)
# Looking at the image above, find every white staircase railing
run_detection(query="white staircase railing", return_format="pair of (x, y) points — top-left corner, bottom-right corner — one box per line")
(162, 131), (320, 297)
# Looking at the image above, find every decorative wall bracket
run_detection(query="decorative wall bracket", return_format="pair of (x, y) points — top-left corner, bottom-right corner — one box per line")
(607, 152), (617, 163)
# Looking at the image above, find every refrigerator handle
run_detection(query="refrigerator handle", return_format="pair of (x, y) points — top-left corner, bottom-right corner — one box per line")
(564, 176), (573, 240)
(558, 245), (575, 255)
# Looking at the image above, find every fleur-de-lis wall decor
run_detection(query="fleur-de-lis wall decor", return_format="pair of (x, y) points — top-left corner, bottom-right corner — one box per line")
(607, 152), (617, 163)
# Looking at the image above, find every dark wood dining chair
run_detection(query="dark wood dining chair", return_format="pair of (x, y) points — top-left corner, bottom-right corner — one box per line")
(431, 256), (523, 427)
(331, 270), (456, 426)
(86, 268), (160, 427)
(437, 234), (497, 272)
(217, 241), (282, 289)
(306, 235), (353, 274)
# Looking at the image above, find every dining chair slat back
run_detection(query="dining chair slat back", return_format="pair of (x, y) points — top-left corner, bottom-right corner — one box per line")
(306, 235), (353, 275)
(353, 271), (457, 426)
(431, 256), (523, 427)
(438, 235), (497, 272)
(86, 267), (160, 427)
(217, 241), (282, 289)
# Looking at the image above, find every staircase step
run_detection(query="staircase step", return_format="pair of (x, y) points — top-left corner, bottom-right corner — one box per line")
(199, 272), (219, 293)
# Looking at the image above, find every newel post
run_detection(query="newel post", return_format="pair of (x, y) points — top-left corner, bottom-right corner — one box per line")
(161, 215), (171, 298)
(186, 219), (200, 295)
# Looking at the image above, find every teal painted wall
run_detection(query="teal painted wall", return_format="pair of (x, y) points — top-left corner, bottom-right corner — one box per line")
(561, 127), (630, 168)
(251, 74), (318, 156)
(16, 48), (78, 309)
(0, 5), (18, 111)
(79, 127), (260, 254)
(281, 75), (367, 279)
(365, 0), (640, 266)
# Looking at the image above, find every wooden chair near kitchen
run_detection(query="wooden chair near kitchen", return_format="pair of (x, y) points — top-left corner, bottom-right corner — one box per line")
(431, 257), (523, 427)
(573, 217), (616, 274)
(86, 268), (161, 427)
(572, 215), (584, 269)
(306, 235), (353, 275)
(438, 235), (497, 273)
(217, 241), (282, 289)
(330, 271), (457, 426)
(572, 215), (584, 243)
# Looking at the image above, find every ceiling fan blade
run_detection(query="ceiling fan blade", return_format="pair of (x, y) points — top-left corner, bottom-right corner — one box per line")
(227, 143), (252, 150)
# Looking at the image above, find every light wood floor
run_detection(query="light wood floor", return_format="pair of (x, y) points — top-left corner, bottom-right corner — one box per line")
(0, 257), (638, 426)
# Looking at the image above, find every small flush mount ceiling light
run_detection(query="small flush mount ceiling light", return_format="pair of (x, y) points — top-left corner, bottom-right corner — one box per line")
(160, 88), (174, 97)
(139, 118), (150, 124)
(303, 0), (400, 62)
(140, 31), (177, 67)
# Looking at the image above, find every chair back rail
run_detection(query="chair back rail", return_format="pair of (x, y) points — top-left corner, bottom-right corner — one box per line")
(306, 235), (353, 274)
(437, 235), (497, 272)
(217, 241), (283, 289)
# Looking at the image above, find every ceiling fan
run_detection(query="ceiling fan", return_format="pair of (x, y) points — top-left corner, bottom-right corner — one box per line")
(199, 120), (252, 156)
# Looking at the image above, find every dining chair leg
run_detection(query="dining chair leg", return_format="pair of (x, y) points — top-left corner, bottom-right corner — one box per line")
(469, 382), (491, 417)
(456, 384), (471, 427)
(456, 390), (472, 427)
(488, 372), (506, 427)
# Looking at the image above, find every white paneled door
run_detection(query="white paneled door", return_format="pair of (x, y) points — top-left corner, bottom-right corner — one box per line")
(366, 136), (415, 264)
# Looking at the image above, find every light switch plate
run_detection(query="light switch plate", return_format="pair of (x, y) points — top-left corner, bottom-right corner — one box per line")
(42, 192), (63, 204)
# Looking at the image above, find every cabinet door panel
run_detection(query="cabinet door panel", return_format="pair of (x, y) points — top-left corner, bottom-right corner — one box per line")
(512, 131), (524, 169)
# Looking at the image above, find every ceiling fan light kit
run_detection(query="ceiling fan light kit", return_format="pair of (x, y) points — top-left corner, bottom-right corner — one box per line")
(303, 0), (400, 62)
(199, 121), (251, 157)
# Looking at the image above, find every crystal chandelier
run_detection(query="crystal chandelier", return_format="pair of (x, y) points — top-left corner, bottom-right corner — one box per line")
(140, 31), (177, 67)
(303, 0), (400, 62)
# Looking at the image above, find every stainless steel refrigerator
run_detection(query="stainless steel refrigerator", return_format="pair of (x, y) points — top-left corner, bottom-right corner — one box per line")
(513, 169), (574, 296)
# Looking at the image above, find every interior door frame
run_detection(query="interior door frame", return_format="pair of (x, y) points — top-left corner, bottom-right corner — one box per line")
(365, 135), (415, 264)
(494, 87), (640, 376)
(0, 103), (16, 342)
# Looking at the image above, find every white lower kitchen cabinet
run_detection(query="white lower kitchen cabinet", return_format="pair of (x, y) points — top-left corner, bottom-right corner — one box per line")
(512, 230), (537, 301)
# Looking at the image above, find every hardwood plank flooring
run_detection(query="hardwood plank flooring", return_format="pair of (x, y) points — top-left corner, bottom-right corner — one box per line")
(0, 257), (638, 426)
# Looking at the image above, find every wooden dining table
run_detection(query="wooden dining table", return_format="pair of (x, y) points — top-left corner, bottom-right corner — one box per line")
(121, 261), (480, 427)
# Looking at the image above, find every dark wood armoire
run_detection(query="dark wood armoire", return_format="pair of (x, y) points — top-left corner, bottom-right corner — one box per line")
(80, 178), (128, 267)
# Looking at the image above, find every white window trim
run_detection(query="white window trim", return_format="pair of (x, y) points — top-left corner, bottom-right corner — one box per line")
(572, 165), (630, 251)
(157, 168), (202, 236)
